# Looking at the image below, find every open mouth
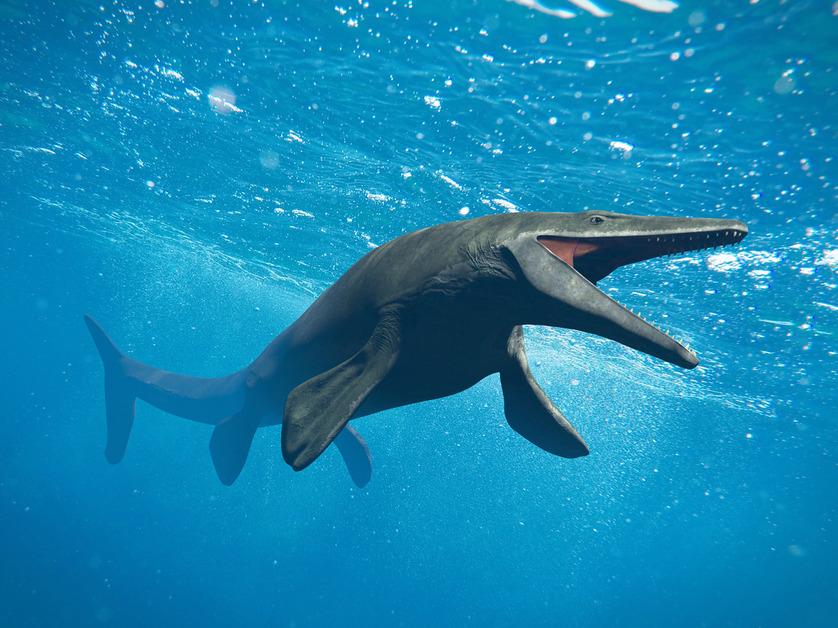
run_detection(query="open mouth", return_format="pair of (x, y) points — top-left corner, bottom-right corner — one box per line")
(538, 229), (748, 284)
(536, 226), (748, 367)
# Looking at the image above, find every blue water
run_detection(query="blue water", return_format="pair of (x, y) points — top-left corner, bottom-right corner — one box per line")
(2, 0), (836, 625)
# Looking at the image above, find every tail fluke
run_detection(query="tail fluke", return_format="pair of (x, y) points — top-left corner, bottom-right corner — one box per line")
(84, 315), (136, 464)
(334, 425), (372, 488)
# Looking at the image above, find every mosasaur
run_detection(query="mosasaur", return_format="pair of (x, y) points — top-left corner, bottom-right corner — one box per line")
(85, 210), (748, 486)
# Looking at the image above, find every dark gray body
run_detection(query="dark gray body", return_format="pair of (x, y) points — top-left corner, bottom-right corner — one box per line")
(253, 216), (524, 421)
(85, 210), (747, 486)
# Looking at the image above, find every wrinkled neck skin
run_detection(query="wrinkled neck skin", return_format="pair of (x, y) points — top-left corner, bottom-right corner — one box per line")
(496, 236), (614, 328)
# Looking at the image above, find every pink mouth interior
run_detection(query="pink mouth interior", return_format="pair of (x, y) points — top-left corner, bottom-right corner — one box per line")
(537, 238), (601, 269)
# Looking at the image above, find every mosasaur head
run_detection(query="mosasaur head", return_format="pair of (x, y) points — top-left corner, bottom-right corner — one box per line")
(495, 210), (748, 368)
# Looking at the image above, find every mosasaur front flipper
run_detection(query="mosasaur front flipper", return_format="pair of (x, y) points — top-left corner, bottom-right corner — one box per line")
(500, 326), (589, 458)
(282, 310), (401, 471)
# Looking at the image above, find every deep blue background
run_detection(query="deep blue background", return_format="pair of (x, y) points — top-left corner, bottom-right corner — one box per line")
(1, 0), (836, 626)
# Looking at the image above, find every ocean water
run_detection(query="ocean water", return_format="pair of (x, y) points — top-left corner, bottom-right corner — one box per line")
(1, 0), (836, 626)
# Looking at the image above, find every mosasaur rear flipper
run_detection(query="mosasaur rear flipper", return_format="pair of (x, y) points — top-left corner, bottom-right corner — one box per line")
(500, 326), (589, 458)
(210, 409), (374, 487)
(334, 425), (373, 488)
(282, 310), (401, 471)
(209, 407), (262, 486)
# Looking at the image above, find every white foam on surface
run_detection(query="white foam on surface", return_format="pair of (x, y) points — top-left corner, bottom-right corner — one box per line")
(510, 0), (676, 19)
(508, 0), (575, 20)
(567, 0), (611, 17)
(437, 173), (463, 190)
(618, 0), (678, 13)
(207, 86), (242, 114)
(706, 252), (740, 273)
(707, 250), (781, 273)
(817, 250), (837, 267)
(492, 198), (518, 212)
(609, 140), (634, 153)
(423, 95), (441, 110)
(157, 66), (184, 81)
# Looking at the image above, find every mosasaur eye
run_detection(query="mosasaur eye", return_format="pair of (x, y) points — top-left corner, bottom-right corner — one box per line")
(590, 215), (605, 224)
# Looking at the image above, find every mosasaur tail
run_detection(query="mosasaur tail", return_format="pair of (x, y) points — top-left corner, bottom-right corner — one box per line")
(84, 315), (374, 486)
(84, 314), (136, 464)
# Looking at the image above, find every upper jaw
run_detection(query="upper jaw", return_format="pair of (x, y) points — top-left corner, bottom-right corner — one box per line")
(541, 215), (749, 242)
(605, 219), (749, 262)
(539, 219), (749, 285)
